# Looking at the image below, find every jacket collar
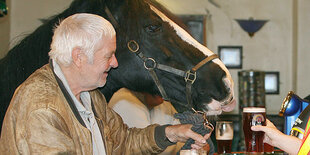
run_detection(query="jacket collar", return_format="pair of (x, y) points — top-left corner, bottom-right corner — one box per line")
(49, 59), (87, 128)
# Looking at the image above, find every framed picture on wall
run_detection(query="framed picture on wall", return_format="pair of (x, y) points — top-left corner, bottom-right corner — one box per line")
(218, 46), (243, 69)
(178, 15), (206, 45)
(265, 71), (280, 94)
(0, 0), (8, 18)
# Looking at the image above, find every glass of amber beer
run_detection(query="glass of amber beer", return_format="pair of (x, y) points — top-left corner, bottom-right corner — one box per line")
(216, 121), (233, 154)
(243, 107), (266, 153)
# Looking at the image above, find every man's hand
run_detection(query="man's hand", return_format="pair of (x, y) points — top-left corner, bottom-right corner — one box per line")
(165, 124), (211, 150)
(251, 119), (282, 146)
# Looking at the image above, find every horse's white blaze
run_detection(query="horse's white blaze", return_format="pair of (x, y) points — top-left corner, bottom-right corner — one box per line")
(150, 4), (234, 99)
(150, 5), (212, 56)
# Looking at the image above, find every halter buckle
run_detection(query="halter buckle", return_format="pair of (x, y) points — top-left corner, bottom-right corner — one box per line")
(127, 40), (139, 53)
(184, 70), (196, 84)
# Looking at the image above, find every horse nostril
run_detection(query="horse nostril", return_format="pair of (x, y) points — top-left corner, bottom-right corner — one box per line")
(229, 96), (234, 102)
(226, 87), (231, 92)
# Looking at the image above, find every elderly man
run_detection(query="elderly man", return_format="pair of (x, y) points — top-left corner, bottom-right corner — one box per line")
(0, 13), (210, 154)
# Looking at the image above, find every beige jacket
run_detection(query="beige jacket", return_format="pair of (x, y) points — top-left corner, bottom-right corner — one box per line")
(0, 64), (164, 154)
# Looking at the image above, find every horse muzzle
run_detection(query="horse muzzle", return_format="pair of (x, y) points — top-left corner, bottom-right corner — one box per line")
(220, 76), (236, 111)
(204, 94), (236, 115)
(222, 98), (236, 112)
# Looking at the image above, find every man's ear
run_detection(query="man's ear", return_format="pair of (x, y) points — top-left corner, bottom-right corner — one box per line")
(72, 47), (83, 67)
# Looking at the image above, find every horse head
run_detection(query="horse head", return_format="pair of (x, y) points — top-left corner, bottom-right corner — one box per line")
(101, 0), (236, 114)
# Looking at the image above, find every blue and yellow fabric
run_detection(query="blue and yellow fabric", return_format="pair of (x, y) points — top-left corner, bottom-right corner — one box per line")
(298, 116), (310, 155)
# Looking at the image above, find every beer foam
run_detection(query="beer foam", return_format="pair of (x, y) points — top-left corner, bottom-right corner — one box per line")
(243, 107), (265, 113)
(216, 134), (233, 140)
(215, 124), (234, 140)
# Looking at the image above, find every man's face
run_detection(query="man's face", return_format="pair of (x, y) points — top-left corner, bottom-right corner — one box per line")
(81, 35), (118, 90)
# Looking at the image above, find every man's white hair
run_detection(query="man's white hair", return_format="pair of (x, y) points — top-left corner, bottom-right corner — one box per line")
(49, 13), (116, 66)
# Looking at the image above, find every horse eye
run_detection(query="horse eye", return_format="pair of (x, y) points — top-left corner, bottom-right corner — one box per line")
(145, 24), (162, 33)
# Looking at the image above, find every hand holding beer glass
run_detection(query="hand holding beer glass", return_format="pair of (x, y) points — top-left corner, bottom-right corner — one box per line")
(216, 121), (233, 154)
(242, 107), (266, 153)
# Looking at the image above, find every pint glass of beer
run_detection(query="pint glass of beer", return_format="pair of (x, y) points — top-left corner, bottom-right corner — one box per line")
(216, 121), (233, 154)
(242, 107), (266, 153)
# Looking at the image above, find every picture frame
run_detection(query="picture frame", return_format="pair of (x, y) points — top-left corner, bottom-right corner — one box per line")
(0, 0), (8, 18)
(264, 71), (280, 94)
(178, 15), (206, 46)
(218, 46), (243, 69)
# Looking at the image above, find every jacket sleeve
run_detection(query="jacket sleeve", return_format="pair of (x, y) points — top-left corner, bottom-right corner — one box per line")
(92, 90), (174, 155)
(103, 104), (165, 154)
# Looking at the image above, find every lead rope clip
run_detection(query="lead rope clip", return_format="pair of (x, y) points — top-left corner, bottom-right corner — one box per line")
(193, 109), (214, 132)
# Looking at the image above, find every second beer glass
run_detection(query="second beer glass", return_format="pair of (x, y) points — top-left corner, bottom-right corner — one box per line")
(216, 121), (233, 154)
(242, 107), (266, 153)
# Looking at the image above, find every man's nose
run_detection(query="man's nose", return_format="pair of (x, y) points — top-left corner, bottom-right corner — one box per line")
(110, 54), (118, 68)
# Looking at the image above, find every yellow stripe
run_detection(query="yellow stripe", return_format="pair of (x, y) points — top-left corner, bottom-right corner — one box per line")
(306, 118), (310, 133)
(298, 136), (310, 155)
(292, 127), (305, 135)
(298, 118), (310, 155)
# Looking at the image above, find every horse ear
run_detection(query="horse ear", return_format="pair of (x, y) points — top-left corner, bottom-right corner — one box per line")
(103, 0), (125, 11)
(102, 0), (125, 22)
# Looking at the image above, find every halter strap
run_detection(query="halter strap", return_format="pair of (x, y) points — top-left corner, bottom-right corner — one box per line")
(128, 38), (218, 107)
(192, 54), (219, 72)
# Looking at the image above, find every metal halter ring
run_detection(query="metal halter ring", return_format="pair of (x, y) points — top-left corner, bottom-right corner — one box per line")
(127, 40), (139, 53)
(144, 57), (157, 70)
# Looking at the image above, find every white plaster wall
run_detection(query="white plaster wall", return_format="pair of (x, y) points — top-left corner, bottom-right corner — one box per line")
(158, 0), (294, 114)
(9, 0), (72, 48)
(0, 0), (10, 58)
(297, 0), (310, 98)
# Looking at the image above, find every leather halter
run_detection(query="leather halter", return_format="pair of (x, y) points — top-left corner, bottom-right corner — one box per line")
(127, 40), (218, 112)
